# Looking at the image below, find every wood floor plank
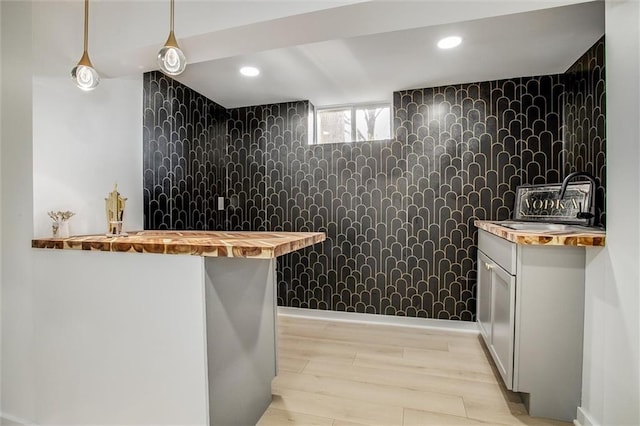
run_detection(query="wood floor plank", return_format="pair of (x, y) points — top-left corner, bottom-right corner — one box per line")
(331, 421), (372, 426)
(273, 370), (467, 417)
(269, 389), (403, 426)
(256, 407), (333, 426)
(278, 319), (330, 336)
(280, 334), (404, 359)
(278, 322), (337, 340)
(401, 347), (495, 373)
(324, 320), (479, 339)
(278, 316), (330, 328)
(462, 384), (527, 410)
(353, 353), (497, 384)
(463, 396), (528, 419)
(278, 356), (309, 373)
(302, 359), (510, 402)
(463, 399), (571, 425)
(403, 408), (492, 425)
(447, 338), (489, 355)
(279, 344), (356, 365)
(318, 323), (451, 351)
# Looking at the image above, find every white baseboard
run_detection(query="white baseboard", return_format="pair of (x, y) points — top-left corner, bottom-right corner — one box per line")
(277, 306), (479, 334)
(0, 412), (37, 426)
(575, 406), (599, 426)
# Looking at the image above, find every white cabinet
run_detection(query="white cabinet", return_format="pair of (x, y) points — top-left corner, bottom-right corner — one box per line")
(477, 229), (586, 422)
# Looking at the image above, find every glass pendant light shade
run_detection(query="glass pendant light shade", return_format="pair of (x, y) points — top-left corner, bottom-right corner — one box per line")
(71, 52), (100, 91)
(158, 0), (187, 76)
(72, 0), (99, 90)
(157, 31), (187, 76)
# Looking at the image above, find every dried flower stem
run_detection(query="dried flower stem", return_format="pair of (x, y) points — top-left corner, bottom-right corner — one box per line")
(48, 210), (75, 222)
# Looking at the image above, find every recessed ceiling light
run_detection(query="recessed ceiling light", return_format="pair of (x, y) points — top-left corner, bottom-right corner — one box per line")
(437, 36), (462, 49)
(240, 66), (260, 77)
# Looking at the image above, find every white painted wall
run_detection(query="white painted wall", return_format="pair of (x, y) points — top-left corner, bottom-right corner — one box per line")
(1, 1), (35, 423)
(578, 1), (640, 425)
(32, 77), (143, 237)
(2, 1), (144, 423)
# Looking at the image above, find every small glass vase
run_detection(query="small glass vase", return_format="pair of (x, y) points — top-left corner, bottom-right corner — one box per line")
(52, 220), (70, 238)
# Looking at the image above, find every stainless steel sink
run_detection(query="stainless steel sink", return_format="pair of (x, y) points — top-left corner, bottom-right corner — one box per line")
(499, 221), (602, 232)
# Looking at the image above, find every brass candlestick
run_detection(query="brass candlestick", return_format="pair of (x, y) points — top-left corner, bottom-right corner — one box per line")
(105, 184), (127, 237)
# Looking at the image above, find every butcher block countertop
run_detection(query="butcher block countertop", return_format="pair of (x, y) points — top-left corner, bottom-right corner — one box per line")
(475, 220), (605, 247)
(32, 230), (326, 259)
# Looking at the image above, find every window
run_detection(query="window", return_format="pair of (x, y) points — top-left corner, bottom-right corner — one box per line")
(315, 103), (390, 144)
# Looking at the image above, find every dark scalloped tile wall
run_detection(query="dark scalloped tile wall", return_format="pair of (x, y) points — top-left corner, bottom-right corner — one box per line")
(225, 102), (310, 232)
(142, 71), (227, 230)
(562, 37), (606, 226)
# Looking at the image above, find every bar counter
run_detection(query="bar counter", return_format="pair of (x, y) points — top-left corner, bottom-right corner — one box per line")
(475, 221), (605, 247)
(31, 230), (325, 425)
(32, 230), (325, 258)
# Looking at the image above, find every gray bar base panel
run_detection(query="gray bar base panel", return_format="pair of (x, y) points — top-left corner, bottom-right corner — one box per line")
(204, 257), (278, 426)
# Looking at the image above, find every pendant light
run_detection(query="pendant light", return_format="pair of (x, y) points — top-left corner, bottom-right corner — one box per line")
(71, 0), (100, 91)
(157, 0), (187, 76)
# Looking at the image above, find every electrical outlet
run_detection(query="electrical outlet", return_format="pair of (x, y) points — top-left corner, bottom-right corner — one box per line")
(217, 197), (225, 211)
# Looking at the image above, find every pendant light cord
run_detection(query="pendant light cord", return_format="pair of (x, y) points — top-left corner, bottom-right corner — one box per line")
(170, 0), (175, 33)
(83, 0), (89, 52)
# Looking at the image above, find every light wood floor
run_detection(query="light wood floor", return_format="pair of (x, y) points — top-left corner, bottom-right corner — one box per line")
(257, 315), (571, 426)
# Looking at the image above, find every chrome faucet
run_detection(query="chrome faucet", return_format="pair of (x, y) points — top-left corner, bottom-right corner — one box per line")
(558, 171), (598, 227)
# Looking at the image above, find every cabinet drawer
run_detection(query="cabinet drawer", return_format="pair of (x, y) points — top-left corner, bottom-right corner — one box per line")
(478, 230), (516, 274)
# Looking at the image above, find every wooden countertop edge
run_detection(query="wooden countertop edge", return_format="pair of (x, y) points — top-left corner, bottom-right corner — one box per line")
(31, 231), (326, 259)
(474, 220), (606, 247)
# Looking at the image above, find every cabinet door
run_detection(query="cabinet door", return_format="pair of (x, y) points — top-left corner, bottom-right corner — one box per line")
(477, 251), (493, 343)
(490, 262), (516, 389)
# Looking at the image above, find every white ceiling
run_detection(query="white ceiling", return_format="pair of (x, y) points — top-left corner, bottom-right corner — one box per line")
(31, 0), (604, 109)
